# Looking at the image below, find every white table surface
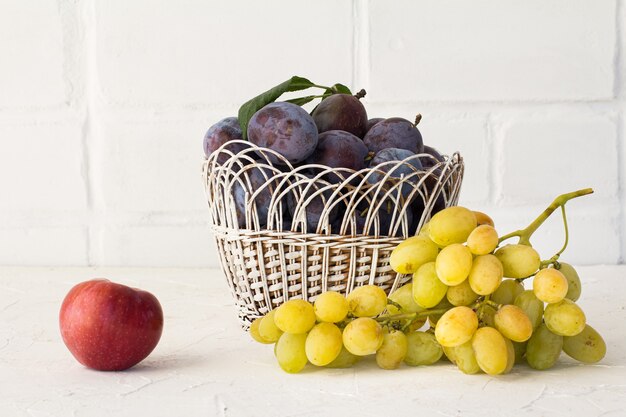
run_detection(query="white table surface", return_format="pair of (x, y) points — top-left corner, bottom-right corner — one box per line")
(1, 265), (625, 417)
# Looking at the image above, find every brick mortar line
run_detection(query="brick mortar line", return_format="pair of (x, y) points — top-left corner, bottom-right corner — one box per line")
(352, 0), (369, 93)
(56, 0), (91, 265)
(1, 101), (620, 123)
(484, 113), (494, 205)
(81, 0), (102, 266)
(615, 0), (625, 263)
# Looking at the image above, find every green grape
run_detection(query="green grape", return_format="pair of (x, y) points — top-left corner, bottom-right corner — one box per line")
(428, 206), (477, 246)
(494, 244), (541, 279)
(305, 322), (343, 366)
(555, 262), (582, 302)
(514, 290), (544, 330)
(533, 268), (568, 304)
(563, 325), (606, 364)
(404, 331), (443, 366)
(314, 291), (349, 323)
(442, 345), (457, 364)
(274, 299), (316, 334)
(468, 254), (503, 296)
(435, 243), (473, 286)
(491, 279), (524, 305)
(451, 340), (481, 374)
(446, 279), (479, 306)
(526, 323), (563, 370)
(428, 298), (454, 327)
(434, 306), (479, 347)
(413, 262), (448, 308)
(544, 299), (586, 336)
(275, 332), (308, 373)
(439, 349), (452, 362)
(325, 345), (361, 368)
(376, 329), (408, 370)
(473, 210), (494, 227)
(472, 326), (508, 375)
(347, 285), (387, 318)
(513, 341), (527, 364)
(494, 304), (533, 342)
(390, 235), (439, 274)
(503, 337), (516, 374)
(258, 310), (283, 342)
(387, 283), (426, 315)
(250, 317), (273, 344)
(342, 317), (384, 356)
(466, 225), (499, 256)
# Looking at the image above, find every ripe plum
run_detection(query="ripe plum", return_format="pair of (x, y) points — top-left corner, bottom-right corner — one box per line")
(366, 118), (384, 133)
(203, 117), (249, 163)
(248, 102), (318, 165)
(378, 203), (413, 237)
(335, 197), (412, 237)
(312, 93), (368, 138)
(368, 148), (423, 199)
(288, 174), (338, 233)
(420, 145), (445, 168)
(232, 165), (283, 229)
(305, 130), (368, 171)
(363, 117), (424, 154)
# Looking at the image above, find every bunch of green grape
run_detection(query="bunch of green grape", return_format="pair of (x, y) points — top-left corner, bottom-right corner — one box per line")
(389, 206), (606, 374)
(249, 205), (606, 374)
(250, 286), (389, 372)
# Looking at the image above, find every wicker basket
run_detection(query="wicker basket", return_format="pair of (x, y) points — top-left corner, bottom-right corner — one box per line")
(202, 140), (464, 327)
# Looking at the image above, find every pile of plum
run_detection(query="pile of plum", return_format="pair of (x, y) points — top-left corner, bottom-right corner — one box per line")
(203, 90), (455, 238)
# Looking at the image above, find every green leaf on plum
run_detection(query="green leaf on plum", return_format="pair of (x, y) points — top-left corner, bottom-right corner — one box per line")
(329, 83), (352, 95)
(238, 76), (316, 139)
(285, 95), (319, 106)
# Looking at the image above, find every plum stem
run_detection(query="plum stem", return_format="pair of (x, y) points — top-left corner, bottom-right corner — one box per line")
(414, 113), (422, 126)
(355, 89), (367, 99)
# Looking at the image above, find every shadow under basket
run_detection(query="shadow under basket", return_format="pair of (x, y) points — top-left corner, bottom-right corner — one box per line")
(202, 140), (464, 328)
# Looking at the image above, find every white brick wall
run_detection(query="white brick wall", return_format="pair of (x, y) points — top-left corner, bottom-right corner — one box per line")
(369, 0), (616, 102)
(0, 0), (624, 266)
(95, 0), (354, 107)
(0, 0), (68, 108)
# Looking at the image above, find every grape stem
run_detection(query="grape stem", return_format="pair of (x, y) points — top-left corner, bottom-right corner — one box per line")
(484, 299), (501, 310)
(375, 308), (449, 324)
(537, 206), (570, 269)
(497, 188), (593, 246)
(387, 299), (404, 311)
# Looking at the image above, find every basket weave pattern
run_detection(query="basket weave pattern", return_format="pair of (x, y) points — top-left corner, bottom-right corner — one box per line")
(202, 141), (464, 327)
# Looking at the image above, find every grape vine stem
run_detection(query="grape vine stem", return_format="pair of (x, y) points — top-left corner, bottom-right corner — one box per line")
(375, 308), (449, 324)
(497, 188), (594, 246)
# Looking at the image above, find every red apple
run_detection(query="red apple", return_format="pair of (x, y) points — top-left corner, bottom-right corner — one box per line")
(59, 279), (164, 371)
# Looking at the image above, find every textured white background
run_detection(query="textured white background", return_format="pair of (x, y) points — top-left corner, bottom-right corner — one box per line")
(0, 0), (624, 267)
